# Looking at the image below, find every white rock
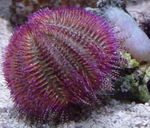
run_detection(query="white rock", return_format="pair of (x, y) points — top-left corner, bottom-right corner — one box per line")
(104, 7), (150, 62)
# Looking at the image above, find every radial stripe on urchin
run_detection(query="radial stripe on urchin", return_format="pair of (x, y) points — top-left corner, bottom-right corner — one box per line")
(3, 7), (124, 122)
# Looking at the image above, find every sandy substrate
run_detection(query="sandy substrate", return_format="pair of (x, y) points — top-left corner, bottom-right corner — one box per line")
(0, 0), (150, 128)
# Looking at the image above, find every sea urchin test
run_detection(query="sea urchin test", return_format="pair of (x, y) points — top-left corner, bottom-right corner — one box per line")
(3, 8), (124, 122)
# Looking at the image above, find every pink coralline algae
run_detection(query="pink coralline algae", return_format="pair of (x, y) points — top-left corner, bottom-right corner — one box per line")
(3, 8), (124, 122)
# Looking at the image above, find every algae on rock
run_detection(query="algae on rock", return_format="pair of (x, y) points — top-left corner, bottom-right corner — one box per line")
(114, 52), (150, 102)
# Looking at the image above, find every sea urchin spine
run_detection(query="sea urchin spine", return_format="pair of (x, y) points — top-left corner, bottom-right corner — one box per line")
(3, 7), (124, 122)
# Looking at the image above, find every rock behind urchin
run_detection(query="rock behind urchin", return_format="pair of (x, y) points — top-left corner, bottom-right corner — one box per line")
(3, 7), (124, 123)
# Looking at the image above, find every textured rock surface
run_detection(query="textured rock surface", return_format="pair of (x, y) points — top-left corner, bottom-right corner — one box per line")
(127, 1), (150, 39)
(0, 0), (11, 19)
(10, 0), (96, 25)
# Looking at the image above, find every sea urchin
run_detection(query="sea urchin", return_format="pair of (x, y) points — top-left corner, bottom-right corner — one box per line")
(3, 7), (124, 123)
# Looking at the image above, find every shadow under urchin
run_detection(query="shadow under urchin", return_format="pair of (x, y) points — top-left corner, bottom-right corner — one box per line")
(3, 7), (125, 125)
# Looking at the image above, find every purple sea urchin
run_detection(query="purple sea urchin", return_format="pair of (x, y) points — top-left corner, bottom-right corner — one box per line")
(3, 8), (124, 122)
